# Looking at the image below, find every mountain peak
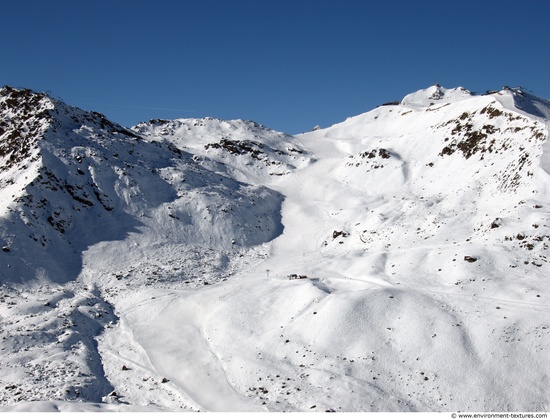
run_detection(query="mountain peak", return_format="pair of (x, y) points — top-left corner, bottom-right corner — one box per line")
(0, 86), (53, 165)
(401, 84), (474, 107)
(506, 87), (550, 120)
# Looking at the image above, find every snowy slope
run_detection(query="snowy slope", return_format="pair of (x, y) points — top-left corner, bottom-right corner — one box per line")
(182, 86), (550, 411)
(0, 86), (284, 283)
(0, 85), (549, 412)
(133, 117), (314, 183)
(0, 86), (285, 409)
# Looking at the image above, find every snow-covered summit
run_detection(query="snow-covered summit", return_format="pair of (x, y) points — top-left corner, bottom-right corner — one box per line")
(0, 87), (285, 284)
(496, 86), (550, 120)
(133, 117), (314, 183)
(400, 84), (550, 122)
(401, 84), (474, 107)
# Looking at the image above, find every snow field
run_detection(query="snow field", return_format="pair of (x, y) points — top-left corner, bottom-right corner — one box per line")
(0, 85), (549, 411)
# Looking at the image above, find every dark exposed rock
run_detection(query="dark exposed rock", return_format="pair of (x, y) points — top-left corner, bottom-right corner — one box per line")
(332, 230), (349, 239)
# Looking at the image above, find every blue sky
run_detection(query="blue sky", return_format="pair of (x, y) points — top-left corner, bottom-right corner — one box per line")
(2, 0), (549, 134)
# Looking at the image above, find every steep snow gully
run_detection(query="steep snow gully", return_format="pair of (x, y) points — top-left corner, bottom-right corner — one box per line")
(0, 85), (550, 412)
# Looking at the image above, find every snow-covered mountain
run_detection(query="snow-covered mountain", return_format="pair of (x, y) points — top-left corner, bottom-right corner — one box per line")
(0, 84), (549, 412)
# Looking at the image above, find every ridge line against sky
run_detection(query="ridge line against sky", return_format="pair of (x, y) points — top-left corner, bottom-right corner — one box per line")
(2, 0), (549, 134)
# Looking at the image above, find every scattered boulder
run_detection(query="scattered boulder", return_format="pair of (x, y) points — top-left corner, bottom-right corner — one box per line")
(332, 230), (349, 240)
(464, 256), (478, 263)
(288, 274), (308, 280)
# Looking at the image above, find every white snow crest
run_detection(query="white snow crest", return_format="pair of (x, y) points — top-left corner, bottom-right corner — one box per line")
(401, 84), (473, 107)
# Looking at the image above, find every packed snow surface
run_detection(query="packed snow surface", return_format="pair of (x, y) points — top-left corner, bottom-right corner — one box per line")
(0, 85), (549, 412)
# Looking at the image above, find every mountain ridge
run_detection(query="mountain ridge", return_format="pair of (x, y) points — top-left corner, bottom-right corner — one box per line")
(0, 84), (549, 412)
